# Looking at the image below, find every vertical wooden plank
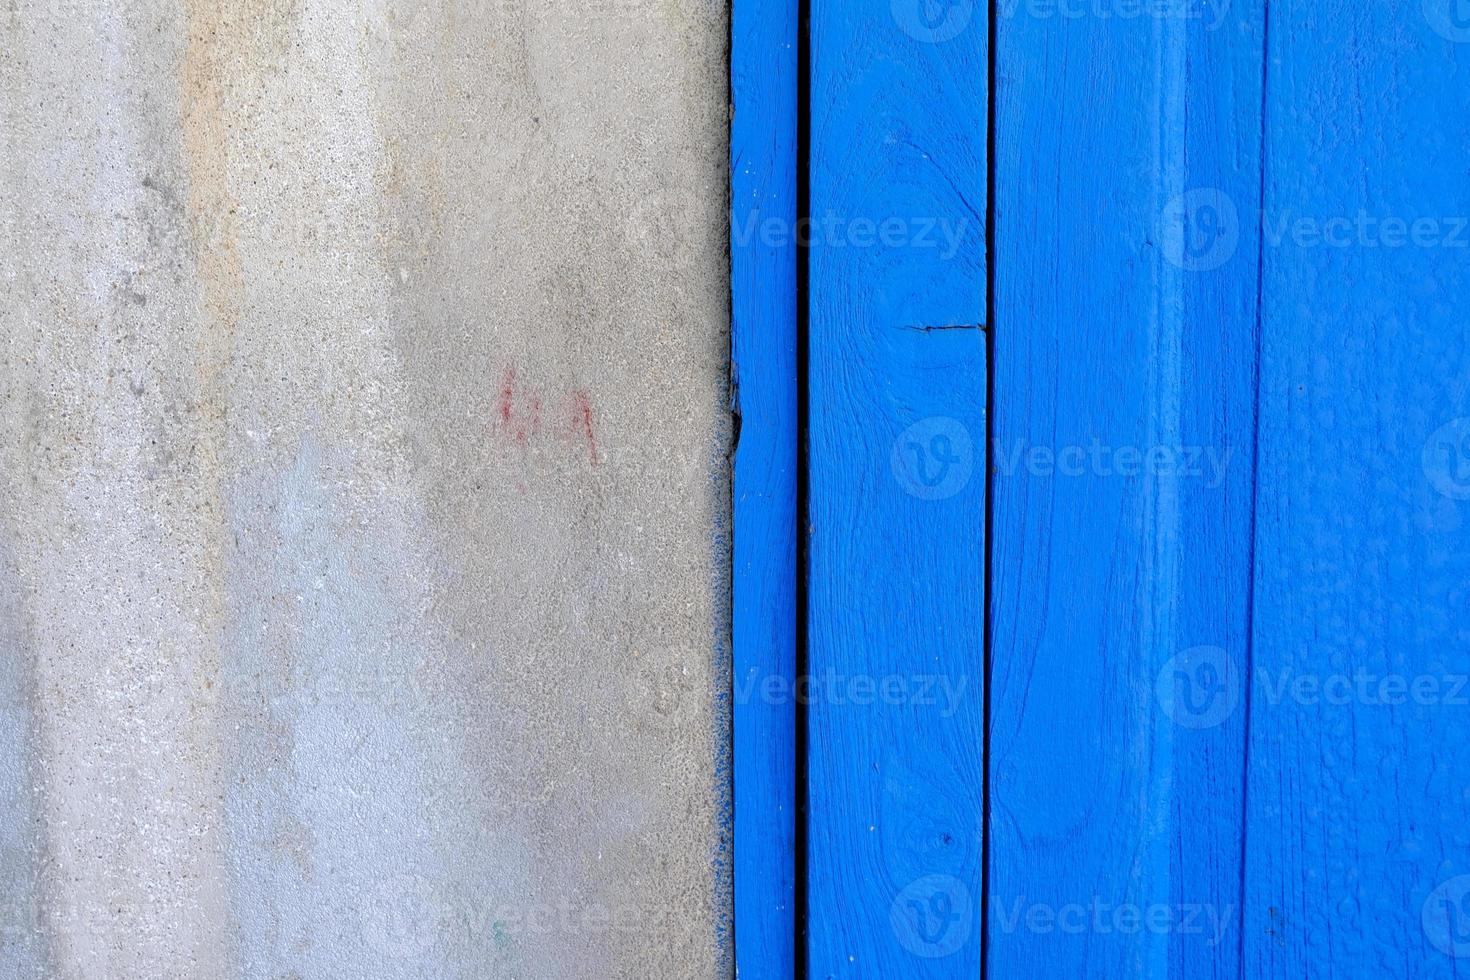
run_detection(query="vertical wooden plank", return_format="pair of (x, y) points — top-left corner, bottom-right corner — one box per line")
(989, 2), (1264, 975)
(732, 0), (799, 973)
(807, 1), (986, 974)
(1243, 4), (1470, 976)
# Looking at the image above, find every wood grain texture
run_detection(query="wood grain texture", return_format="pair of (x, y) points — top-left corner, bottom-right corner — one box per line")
(731, 0), (799, 974)
(807, 1), (986, 974)
(988, 2), (1265, 975)
(1242, 4), (1470, 975)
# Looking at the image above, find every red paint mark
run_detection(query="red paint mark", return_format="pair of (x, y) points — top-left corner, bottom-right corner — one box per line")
(571, 390), (599, 467)
(492, 363), (600, 470)
(498, 366), (516, 426)
(497, 365), (540, 446)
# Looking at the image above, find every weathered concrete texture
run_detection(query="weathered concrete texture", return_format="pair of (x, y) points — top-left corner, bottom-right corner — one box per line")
(0, 1), (731, 977)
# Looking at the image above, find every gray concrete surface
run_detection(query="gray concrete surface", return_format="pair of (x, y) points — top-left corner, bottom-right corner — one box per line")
(0, 1), (731, 976)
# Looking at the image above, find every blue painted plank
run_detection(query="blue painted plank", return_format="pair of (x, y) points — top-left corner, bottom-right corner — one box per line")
(988, 2), (1264, 975)
(807, 1), (986, 974)
(731, 0), (799, 973)
(1242, 5), (1470, 976)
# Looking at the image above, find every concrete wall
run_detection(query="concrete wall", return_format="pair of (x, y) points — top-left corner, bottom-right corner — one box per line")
(0, 1), (731, 977)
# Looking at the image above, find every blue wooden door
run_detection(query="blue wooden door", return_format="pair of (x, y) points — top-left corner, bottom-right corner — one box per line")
(733, 2), (1470, 977)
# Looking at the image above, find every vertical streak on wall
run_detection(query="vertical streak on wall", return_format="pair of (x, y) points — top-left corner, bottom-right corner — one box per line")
(0, 538), (47, 976)
(1, 3), (234, 977)
(1, 13), (47, 976)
